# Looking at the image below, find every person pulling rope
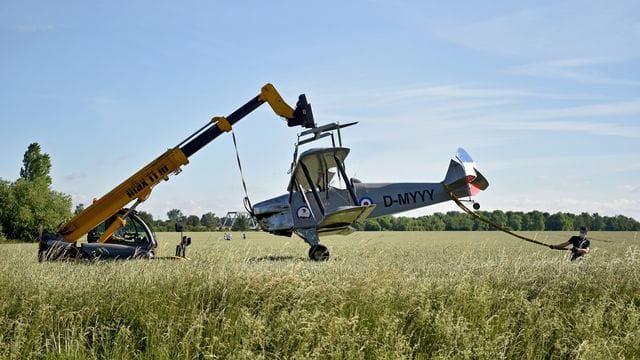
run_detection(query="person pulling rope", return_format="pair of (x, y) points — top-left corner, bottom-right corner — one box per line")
(549, 226), (591, 261)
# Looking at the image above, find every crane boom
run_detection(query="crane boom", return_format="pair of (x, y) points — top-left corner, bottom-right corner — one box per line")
(57, 83), (315, 243)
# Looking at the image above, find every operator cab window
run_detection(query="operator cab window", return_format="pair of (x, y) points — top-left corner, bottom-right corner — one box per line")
(88, 213), (149, 245)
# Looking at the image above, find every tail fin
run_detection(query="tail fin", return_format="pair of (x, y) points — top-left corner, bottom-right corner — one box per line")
(442, 148), (489, 198)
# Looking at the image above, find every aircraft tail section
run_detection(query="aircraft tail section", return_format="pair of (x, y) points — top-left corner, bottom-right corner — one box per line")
(442, 148), (489, 198)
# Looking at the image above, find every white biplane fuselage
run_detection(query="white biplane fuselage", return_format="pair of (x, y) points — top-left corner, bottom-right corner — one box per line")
(252, 124), (489, 261)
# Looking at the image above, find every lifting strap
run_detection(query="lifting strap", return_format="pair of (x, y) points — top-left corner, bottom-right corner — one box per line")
(230, 130), (255, 217)
(445, 186), (563, 249)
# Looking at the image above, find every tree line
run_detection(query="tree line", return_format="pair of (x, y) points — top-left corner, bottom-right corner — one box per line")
(108, 208), (639, 233)
(75, 207), (253, 233)
(1, 143), (639, 242)
(352, 210), (640, 232)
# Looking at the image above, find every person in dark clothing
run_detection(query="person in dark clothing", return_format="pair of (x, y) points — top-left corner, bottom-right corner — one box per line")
(550, 226), (591, 261)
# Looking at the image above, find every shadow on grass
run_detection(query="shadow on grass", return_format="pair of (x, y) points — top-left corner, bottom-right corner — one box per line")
(246, 255), (308, 263)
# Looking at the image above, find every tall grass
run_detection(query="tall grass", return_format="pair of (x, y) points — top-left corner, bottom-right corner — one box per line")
(1, 231), (639, 359)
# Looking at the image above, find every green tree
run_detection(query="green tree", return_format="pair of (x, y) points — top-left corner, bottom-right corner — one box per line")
(422, 216), (445, 231)
(186, 215), (200, 227)
(408, 216), (425, 231)
(0, 178), (10, 211)
(472, 212), (491, 230)
(351, 220), (364, 231)
(153, 219), (169, 232)
(20, 143), (52, 185)
(0, 182), (7, 239)
(363, 219), (381, 231)
(137, 211), (155, 226)
(574, 212), (592, 230)
(604, 216), (618, 231)
(613, 215), (635, 231)
(444, 212), (473, 230)
(376, 216), (393, 231)
(490, 210), (508, 227)
(0, 144), (72, 241)
(391, 217), (407, 231)
(0, 223), (6, 241)
(523, 211), (545, 230)
(200, 212), (220, 230)
(232, 214), (250, 231)
(0, 178), (71, 240)
(545, 212), (573, 231)
(591, 213), (605, 231)
(507, 212), (523, 231)
(167, 209), (184, 222)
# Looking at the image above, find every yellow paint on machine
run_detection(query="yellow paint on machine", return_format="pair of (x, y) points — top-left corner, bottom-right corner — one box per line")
(58, 148), (189, 242)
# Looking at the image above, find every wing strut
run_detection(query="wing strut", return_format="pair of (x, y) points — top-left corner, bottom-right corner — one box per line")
(334, 155), (358, 205)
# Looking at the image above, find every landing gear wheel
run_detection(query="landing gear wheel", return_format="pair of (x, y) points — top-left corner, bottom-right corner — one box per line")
(308, 244), (330, 261)
(473, 202), (481, 210)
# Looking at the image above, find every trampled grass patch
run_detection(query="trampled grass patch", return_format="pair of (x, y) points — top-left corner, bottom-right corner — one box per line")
(1, 231), (639, 359)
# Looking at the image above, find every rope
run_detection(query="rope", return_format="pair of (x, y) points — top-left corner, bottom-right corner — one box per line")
(445, 186), (565, 250)
(230, 130), (255, 218)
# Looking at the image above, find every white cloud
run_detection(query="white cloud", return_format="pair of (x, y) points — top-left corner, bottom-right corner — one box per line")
(71, 193), (91, 207)
(327, 86), (640, 139)
(497, 119), (640, 139)
(63, 172), (87, 181)
(431, 2), (640, 60)
(463, 100), (640, 138)
(317, 83), (609, 111)
(93, 96), (119, 105)
(96, 154), (131, 167)
(621, 185), (640, 193)
(509, 58), (640, 86)
(481, 153), (629, 172)
(388, 85), (534, 100)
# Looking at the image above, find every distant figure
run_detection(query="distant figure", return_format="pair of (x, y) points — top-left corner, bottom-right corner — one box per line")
(550, 226), (591, 261)
(242, 233), (247, 240)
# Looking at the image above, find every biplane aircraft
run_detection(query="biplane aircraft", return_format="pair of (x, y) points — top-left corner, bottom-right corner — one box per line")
(251, 123), (489, 261)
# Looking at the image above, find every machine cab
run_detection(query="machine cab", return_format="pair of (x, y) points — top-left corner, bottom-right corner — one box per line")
(80, 209), (157, 259)
(88, 210), (156, 247)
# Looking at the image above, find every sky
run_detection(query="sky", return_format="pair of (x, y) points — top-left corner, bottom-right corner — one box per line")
(1, 0), (639, 221)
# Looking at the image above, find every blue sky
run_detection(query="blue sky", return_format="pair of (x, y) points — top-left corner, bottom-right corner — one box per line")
(1, 1), (639, 220)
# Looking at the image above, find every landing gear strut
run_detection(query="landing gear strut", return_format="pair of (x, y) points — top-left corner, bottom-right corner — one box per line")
(308, 244), (330, 261)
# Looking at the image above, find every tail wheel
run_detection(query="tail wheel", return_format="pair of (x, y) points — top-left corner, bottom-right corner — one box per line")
(308, 244), (330, 261)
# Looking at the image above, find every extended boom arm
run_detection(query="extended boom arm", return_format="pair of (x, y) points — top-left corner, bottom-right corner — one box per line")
(57, 83), (315, 243)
